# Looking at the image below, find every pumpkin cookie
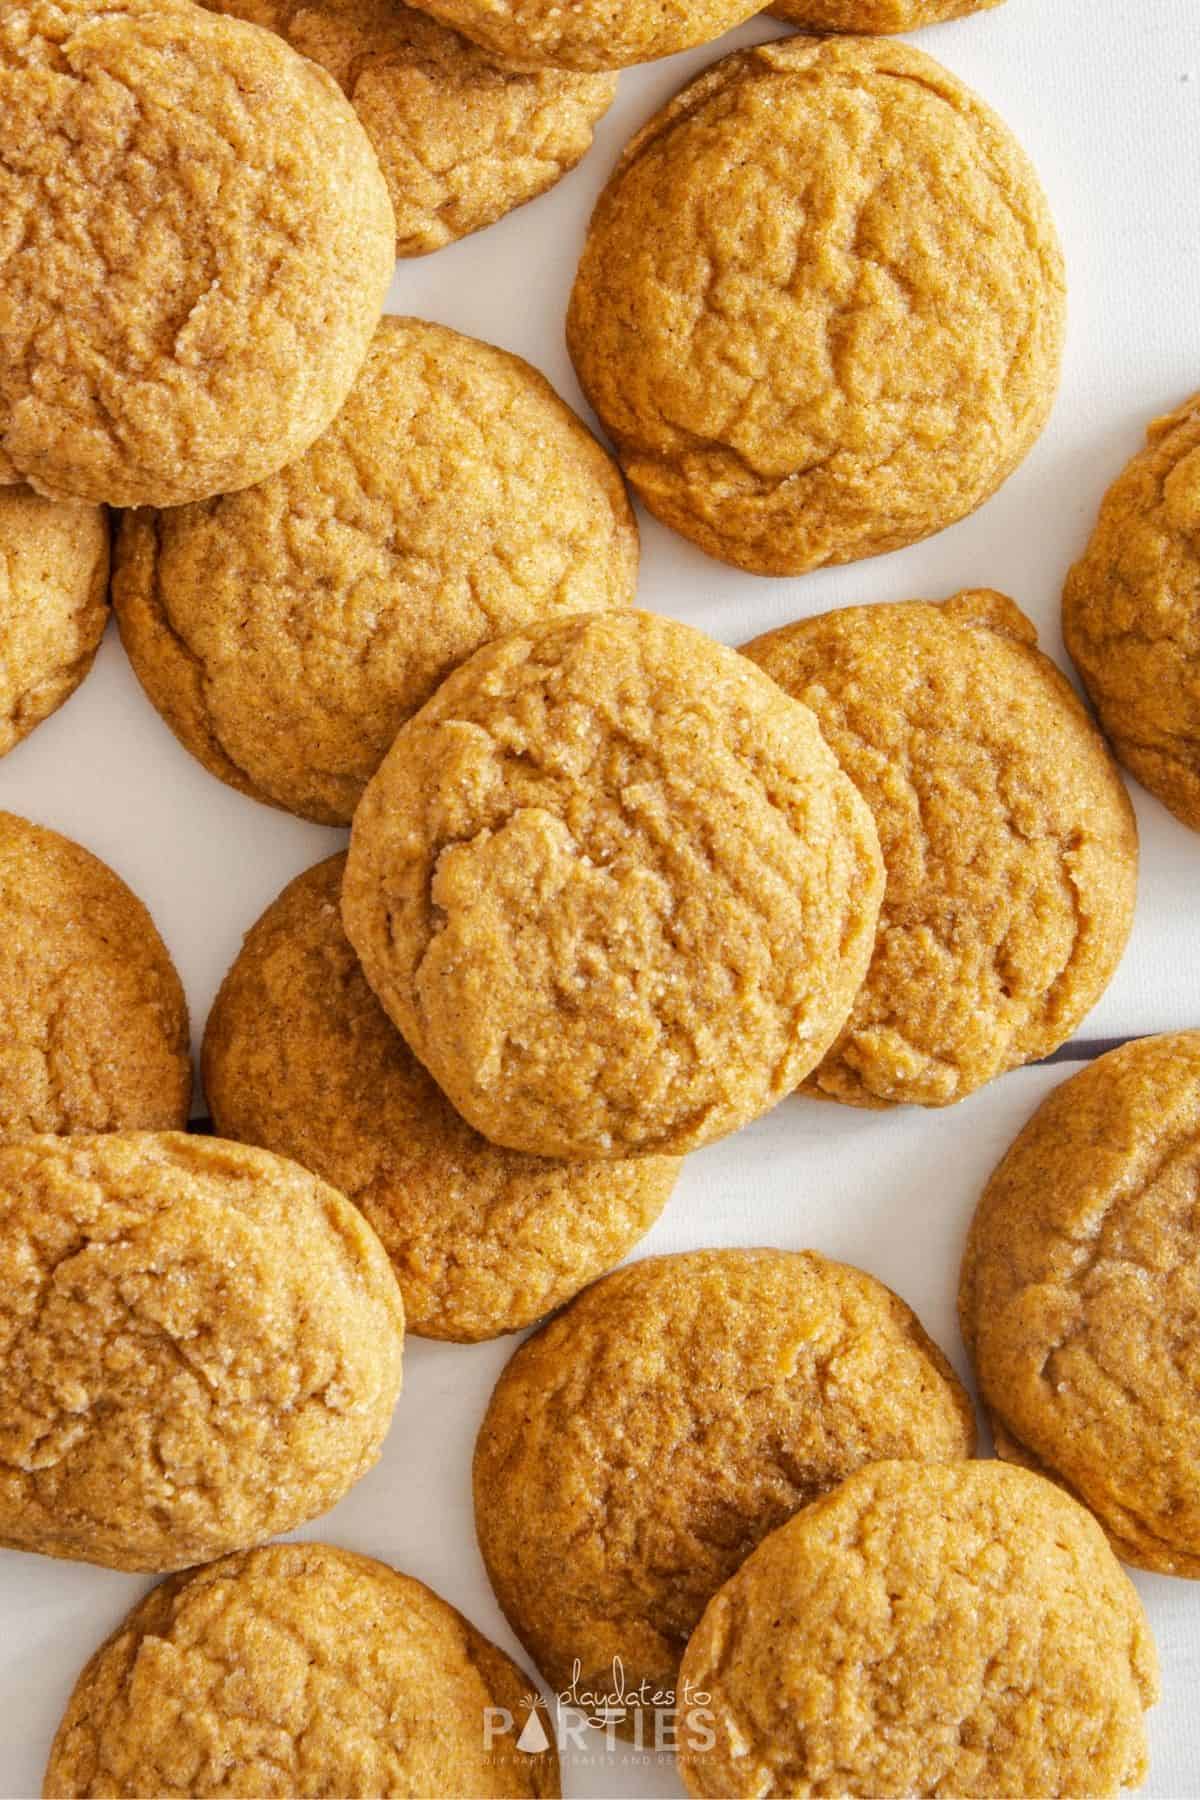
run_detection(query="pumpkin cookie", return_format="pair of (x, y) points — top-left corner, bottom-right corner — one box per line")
(770, 0), (1002, 29)
(744, 593), (1138, 1107)
(0, 490), (108, 758)
(114, 318), (638, 825)
(44, 1542), (559, 1798)
(568, 37), (1065, 575)
(0, 813), (190, 1138)
(474, 1249), (974, 1717)
(202, 0), (614, 256)
(678, 1461), (1158, 1799)
(0, 1132), (403, 1572)
(204, 855), (680, 1341)
(961, 1032), (1200, 1577)
(400, 0), (759, 73)
(0, 0), (393, 508)
(343, 610), (884, 1159)
(1063, 394), (1200, 832)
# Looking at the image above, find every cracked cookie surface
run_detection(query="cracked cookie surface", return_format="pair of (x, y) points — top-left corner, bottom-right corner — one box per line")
(342, 609), (884, 1159)
(0, 1132), (404, 1572)
(568, 36), (1065, 575)
(44, 1541), (560, 1797)
(204, 854), (679, 1341)
(769, 0), (1001, 28)
(0, 0), (394, 507)
(114, 317), (639, 824)
(0, 812), (190, 1139)
(744, 593), (1138, 1108)
(202, 0), (614, 256)
(961, 1032), (1200, 1577)
(474, 1249), (974, 1714)
(399, 0), (759, 73)
(0, 490), (108, 757)
(678, 1460), (1158, 1799)
(1063, 393), (1200, 832)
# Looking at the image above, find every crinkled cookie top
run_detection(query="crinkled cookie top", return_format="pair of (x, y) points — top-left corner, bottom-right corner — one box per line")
(678, 1461), (1158, 1800)
(745, 592), (1138, 1107)
(568, 36), (1065, 574)
(475, 1248), (974, 1711)
(0, 811), (191, 1138)
(961, 1031), (1200, 1577)
(342, 609), (884, 1160)
(114, 317), (638, 824)
(770, 0), (1002, 30)
(1064, 392), (1200, 831)
(0, 0), (394, 507)
(203, 0), (614, 255)
(0, 1132), (404, 1572)
(0, 489), (108, 757)
(399, 0), (760, 73)
(203, 854), (678, 1341)
(44, 1542), (560, 1798)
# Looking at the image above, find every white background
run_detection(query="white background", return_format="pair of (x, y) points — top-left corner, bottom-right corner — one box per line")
(1, 0), (1198, 1793)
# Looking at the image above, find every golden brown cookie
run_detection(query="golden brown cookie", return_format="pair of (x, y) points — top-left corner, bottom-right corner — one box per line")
(0, 491), (109, 757)
(568, 37), (1065, 575)
(202, 0), (614, 256)
(44, 1542), (560, 1798)
(0, 1132), (403, 1572)
(678, 1460), (1158, 1799)
(1063, 394), (1200, 832)
(744, 593), (1138, 1107)
(770, 0), (1002, 29)
(114, 317), (638, 825)
(474, 1249), (975, 1718)
(204, 855), (680, 1341)
(0, 812), (191, 1138)
(961, 1032), (1200, 1577)
(0, 0), (394, 508)
(399, 0), (759, 72)
(343, 610), (884, 1159)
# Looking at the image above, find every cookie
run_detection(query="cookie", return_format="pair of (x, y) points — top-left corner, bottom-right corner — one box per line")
(202, 0), (614, 257)
(0, 812), (191, 1138)
(1063, 394), (1200, 832)
(114, 317), (638, 825)
(0, 1132), (403, 1572)
(744, 593), (1138, 1107)
(961, 1031), (1200, 1577)
(203, 855), (680, 1341)
(770, 0), (1001, 28)
(0, 0), (394, 508)
(44, 1541), (559, 1798)
(0, 490), (108, 758)
(474, 1249), (975, 1718)
(399, 0), (759, 73)
(568, 37), (1065, 575)
(678, 1461), (1158, 1799)
(343, 610), (884, 1159)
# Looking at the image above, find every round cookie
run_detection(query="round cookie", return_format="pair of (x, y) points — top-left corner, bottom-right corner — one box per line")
(474, 1249), (975, 1716)
(0, 0), (394, 508)
(397, 0), (760, 73)
(0, 1132), (404, 1573)
(1063, 394), (1200, 832)
(203, 855), (680, 1341)
(342, 609), (884, 1160)
(44, 1542), (560, 1798)
(770, 0), (1001, 29)
(114, 317), (639, 825)
(568, 37), (1065, 576)
(202, 0), (615, 257)
(0, 812), (191, 1138)
(677, 1460), (1158, 1799)
(744, 592), (1138, 1108)
(961, 1032), (1200, 1577)
(0, 491), (108, 758)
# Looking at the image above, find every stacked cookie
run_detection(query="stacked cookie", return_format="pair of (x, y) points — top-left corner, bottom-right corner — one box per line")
(0, 0), (1193, 1796)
